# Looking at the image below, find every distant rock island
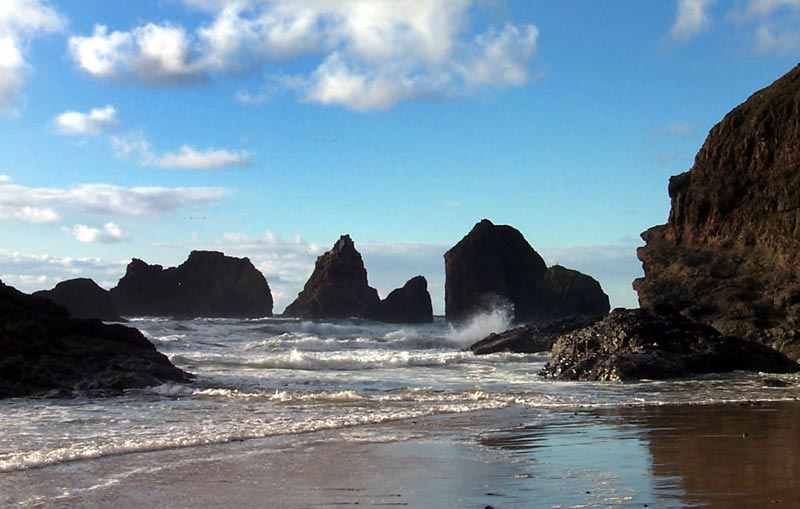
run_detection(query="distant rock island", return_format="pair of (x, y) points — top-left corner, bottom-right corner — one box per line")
(635, 63), (800, 361)
(34, 278), (123, 322)
(284, 235), (433, 323)
(445, 219), (609, 323)
(111, 250), (273, 319)
(0, 279), (190, 398)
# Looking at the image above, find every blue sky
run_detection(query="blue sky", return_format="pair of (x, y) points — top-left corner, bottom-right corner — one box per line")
(1, 0), (799, 314)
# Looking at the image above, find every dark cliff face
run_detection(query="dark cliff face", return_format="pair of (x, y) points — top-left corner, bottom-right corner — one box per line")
(372, 275), (433, 324)
(0, 279), (190, 398)
(111, 251), (273, 319)
(445, 219), (609, 323)
(635, 64), (800, 360)
(283, 235), (380, 319)
(445, 219), (547, 322)
(34, 278), (123, 322)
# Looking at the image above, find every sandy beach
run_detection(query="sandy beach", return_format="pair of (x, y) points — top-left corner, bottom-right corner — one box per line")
(3, 401), (798, 508)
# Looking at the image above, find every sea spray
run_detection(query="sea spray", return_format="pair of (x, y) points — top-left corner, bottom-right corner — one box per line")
(446, 301), (515, 347)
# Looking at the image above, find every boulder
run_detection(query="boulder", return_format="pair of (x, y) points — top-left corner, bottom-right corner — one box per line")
(0, 279), (190, 398)
(445, 219), (609, 323)
(372, 276), (433, 324)
(283, 235), (380, 319)
(111, 251), (273, 319)
(540, 308), (799, 382)
(634, 64), (800, 360)
(34, 278), (123, 322)
(469, 315), (600, 355)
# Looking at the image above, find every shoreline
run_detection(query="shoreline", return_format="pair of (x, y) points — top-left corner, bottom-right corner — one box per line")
(3, 400), (800, 508)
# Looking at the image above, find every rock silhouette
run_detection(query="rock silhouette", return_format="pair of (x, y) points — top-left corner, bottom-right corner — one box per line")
(635, 64), (800, 360)
(372, 275), (433, 324)
(111, 251), (273, 318)
(0, 279), (190, 398)
(34, 278), (123, 322)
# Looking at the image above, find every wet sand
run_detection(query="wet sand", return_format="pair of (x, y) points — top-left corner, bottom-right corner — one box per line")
(2, 401), (799, 508)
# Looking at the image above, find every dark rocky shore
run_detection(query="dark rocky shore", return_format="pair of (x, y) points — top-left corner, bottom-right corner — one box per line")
(34, 278), (124, 322)
(0, 279), (190, 398)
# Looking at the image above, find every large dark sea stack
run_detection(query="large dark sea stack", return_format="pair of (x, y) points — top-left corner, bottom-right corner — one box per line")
(634, 64), (800, 360)
(111, 251), (273, 318)
(283, 235), (380, 319)
(34, 278), (123, 322)
(0, 279), (190, 398)
(540, 308), (799, 382)
(372, 276), (433, 324)
(445, 219), (610, 323)
(445, 219), (547, 322)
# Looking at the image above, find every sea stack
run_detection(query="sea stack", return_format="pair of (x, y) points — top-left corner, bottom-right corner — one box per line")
(111, 251), (273, 318)
(445, 219), (609, 323)
(283, 235), (380, 319)
(0, 279), (190, 398)
(634, 64), (800, 360)
(372, 276), (434, 324)
(34, 278), (123, 322)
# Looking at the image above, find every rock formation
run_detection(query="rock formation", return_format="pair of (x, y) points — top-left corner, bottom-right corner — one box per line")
(634, 64), (800, 360)
(469, 316), (600, 355)
(0, 279), (190, 398)
(540, 308), (799, 382)
(111, 251), (273, 318)
(34, 278), (123, 322)
(445, 219), (609, 323)
(283, 235), (380, 319)
(372, 276), (433, 324)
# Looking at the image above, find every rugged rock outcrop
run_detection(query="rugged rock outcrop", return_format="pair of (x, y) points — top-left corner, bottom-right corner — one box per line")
(34, 278), (123, 322)
(0, 279), (190, 398)
(469, 316), (600, 355)
(372, 276), (433, 324)
(540, 308), (799, 382)
(445, 219), (609, 323)
(283, 235), (380, 319)
(634, 64), (800, 360)
(111, 251), (273, 318)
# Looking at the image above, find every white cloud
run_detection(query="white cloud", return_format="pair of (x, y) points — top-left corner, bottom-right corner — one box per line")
(66, 222), (131, 243)
(0, 174), (11, 183)
(0, 0), (64, 110)
(154, 145), (251, 169)
(54, 105), (118, 136)
(69, 1), (540, 110)
(0, 249), (128, 293)
(668, 0), (715, 41)
(755, 23), (800, 52)
(69, 23), (203, 83)
(0, 177), (231, 220)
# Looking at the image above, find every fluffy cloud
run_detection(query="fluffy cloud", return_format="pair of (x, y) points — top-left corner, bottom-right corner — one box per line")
(154, 145), (251, 169)
(66, 222), (131, 243)
(0, 0), (64, 110)
(69, 1), (540, 110)
(54, 105), (118, 136)
(668, 0), (715, 41)
(0, 175), (231, 222)
(69, 23), (203, 83)
(0, 249), (127, 292)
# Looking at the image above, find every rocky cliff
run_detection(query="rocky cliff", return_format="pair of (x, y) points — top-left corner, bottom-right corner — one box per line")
(283, 235), (380, 319)
(635, 64), (800, 360)
(445, 219), (609, 323)
(34, 278), (123, 322)
(111, 251), (273, 318)
(0, 279), (190, 398)
(372, 275), (433, 324)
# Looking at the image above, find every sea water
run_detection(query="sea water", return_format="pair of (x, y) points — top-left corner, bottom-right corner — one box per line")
(1, 312), (799, 475)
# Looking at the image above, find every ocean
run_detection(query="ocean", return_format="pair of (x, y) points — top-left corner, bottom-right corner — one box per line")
(2, 312), (800, 507)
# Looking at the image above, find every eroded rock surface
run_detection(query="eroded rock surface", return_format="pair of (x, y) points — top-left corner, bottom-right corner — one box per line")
(634, 64), (800, 360)
(540, 309), (799, 382)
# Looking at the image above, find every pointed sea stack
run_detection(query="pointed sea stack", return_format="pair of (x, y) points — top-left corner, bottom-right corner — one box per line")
(34, 278), (123, 322)
(283, 235), (380, 319)
(111, 251), (273, 318)
(373, 276), (434, 324)
(634, 64), (800, 360)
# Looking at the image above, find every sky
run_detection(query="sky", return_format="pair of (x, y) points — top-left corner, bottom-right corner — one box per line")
(1, 0), (799, 314)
